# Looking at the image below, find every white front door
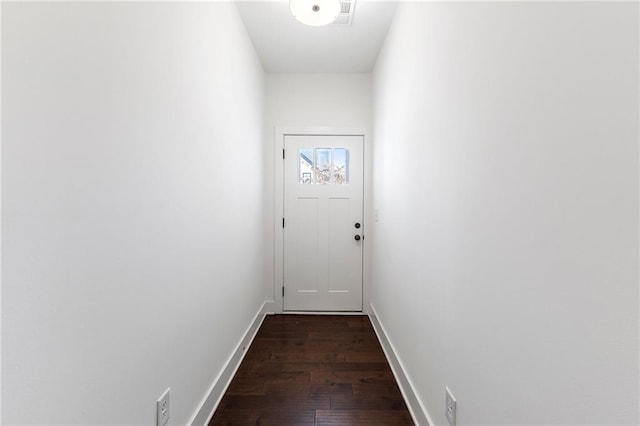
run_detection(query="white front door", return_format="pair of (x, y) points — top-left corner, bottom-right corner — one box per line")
(283, 135), (364, 311)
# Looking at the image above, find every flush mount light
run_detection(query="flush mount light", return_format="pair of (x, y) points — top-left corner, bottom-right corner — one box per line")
(290, 0), (341, 27)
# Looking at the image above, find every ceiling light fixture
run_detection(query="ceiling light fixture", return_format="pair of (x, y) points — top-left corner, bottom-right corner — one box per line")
(290, 0), (341, 27)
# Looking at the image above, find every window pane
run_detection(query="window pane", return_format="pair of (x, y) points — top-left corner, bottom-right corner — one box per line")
(299, 148), (313, 184)
(332, 148), (349, 184)
(315, 148), (332, 184)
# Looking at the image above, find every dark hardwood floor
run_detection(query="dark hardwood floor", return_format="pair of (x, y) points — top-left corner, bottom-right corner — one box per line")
(210, 314), (414, 426)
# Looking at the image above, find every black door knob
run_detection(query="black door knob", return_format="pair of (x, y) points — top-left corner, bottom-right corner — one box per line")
(355, 223), (361, 229)
(354, 235), (361, 241)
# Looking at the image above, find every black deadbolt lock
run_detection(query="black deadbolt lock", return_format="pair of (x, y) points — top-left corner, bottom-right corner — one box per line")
(355, 223), (361, 229)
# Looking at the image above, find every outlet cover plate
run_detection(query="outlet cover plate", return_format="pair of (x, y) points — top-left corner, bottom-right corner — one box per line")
(157, 388), (170, 426)
(445, 386), (456, 426)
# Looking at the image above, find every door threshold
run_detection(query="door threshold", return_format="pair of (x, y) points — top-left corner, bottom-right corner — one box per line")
(280, 311), (364, 315)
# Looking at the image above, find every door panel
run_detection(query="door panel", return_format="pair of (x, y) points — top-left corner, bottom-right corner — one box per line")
(283, 135), (363, 311)
(328, 197), (351, 292)
(296, 197), (319, 292)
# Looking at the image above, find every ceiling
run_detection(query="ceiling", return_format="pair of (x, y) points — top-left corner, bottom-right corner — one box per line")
(235, 1), (397, 73)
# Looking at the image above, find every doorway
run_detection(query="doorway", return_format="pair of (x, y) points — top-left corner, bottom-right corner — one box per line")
(281, 134), (364, 311)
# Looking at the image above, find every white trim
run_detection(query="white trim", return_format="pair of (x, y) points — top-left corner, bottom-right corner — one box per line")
(263, 300), (277, 314)
(369, 303), (433, 426)
(281, 311), (365, 316)
(273, 126), (372, 314)
(188, 302), (268, 426)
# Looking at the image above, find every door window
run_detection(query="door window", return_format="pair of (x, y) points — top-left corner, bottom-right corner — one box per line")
(298, 148), (350, 185)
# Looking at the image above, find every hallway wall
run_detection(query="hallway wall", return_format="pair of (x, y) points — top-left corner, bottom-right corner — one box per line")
(263, 74), (372, 309)
(2, 3), (265, 424)
(372, 2), (639, 424)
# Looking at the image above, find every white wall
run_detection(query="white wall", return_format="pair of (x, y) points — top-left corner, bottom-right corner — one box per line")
(2, 3), (265, 424)
(263, 74), (372, 308)
(372, 2), (639, 424)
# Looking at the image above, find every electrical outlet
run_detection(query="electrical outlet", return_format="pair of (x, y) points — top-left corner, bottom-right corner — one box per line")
(445, 386), (456, 426)
(157, 388), (170, 426)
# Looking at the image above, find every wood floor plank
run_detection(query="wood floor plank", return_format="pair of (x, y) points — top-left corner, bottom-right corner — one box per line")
(217, 394), (330, 412)
(281, 362), (333, 373)
(330, 393), (409, 411)
(210, 409), (316, 426)
(270, 351), (347, 362)
(315, 410), (414, 425)
(332, 362), (391, 372)
(262, 382), (353, 397)
(310, 370), (396, 385)
(210, 315), (414, 425)
(353, 382), (408, 395)
(344, 351), (388, 362)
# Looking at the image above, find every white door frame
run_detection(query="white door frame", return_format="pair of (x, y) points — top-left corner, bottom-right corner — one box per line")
(273, 127), (372, 314)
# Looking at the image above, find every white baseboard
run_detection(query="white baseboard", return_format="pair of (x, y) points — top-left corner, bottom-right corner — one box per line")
(262, 299), (365, 315)
(188, 302), (268, 426)
(369, 303), (433, 426)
